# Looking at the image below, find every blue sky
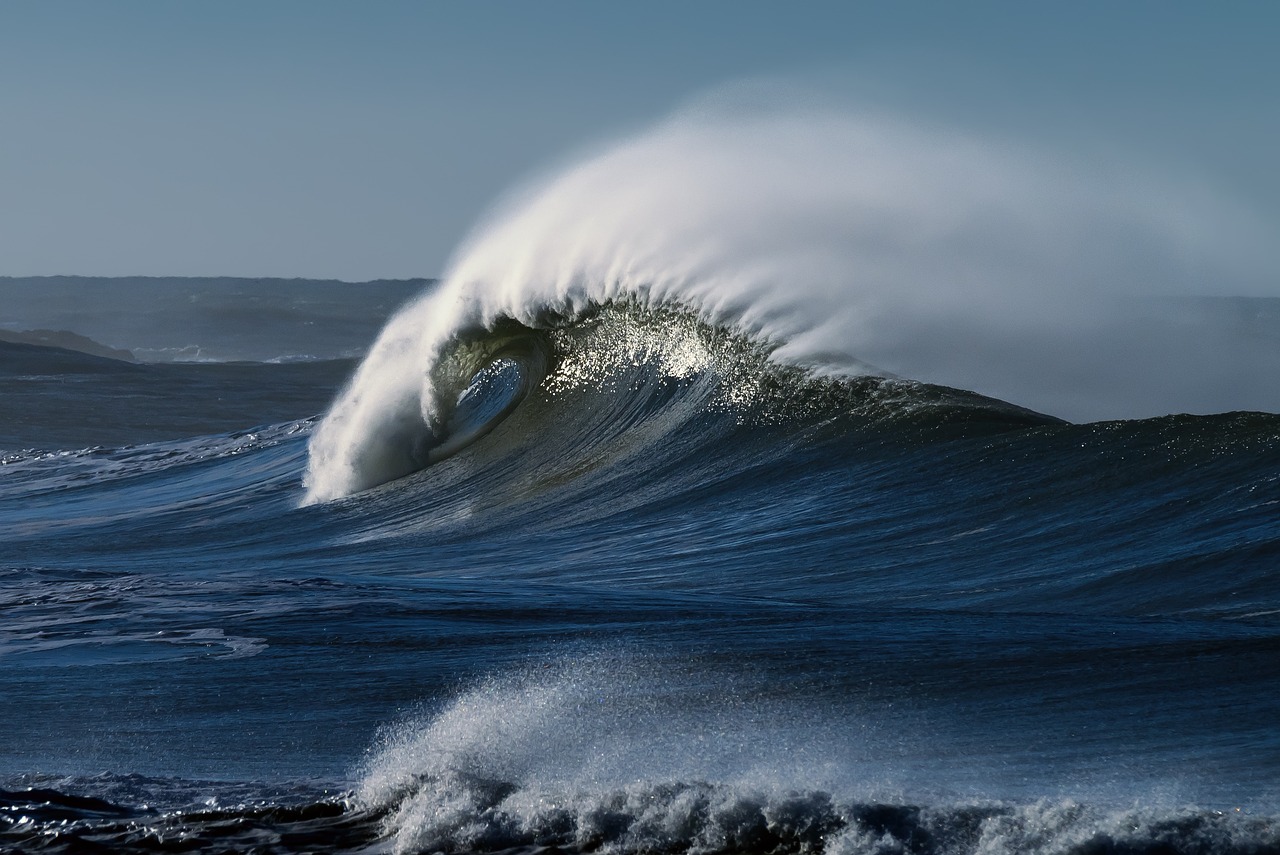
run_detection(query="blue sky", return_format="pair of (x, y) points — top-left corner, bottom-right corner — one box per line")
(1, 0), (1276, 280)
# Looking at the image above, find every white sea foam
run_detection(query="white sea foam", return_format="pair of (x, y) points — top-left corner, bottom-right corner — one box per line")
(355, 655), (1279, 855)
(305, 94), (1273, 503)
(355, 655), (893, 853)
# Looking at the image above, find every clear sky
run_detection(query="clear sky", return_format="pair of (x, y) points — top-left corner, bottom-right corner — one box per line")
(1, 0), (1276, 281)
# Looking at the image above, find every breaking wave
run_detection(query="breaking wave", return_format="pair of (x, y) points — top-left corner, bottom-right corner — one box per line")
(340, 657), (1280, 855)
(304, 98), (1272, 504)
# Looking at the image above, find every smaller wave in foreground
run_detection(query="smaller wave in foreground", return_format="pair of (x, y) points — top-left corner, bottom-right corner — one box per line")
(5, 739), (1277, 854)
(342, 657), (1280, 855)
(18, 654), (1265, 855)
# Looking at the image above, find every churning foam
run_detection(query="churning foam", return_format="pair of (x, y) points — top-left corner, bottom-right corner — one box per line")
(354, 654), (894, 853)
(305, 95), (1269, 503)
(354, 654), (1278, 855)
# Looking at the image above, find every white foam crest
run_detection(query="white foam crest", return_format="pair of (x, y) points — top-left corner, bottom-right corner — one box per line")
(354, 656), (1280, 855)
(305, 96), (1270, 502)
(354, 656), (884, 854)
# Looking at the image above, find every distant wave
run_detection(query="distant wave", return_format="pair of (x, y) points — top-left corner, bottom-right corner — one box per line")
(305, 100), (1269, 503)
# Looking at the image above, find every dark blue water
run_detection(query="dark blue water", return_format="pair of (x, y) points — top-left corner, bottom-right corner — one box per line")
(2, 281), (1279, 855)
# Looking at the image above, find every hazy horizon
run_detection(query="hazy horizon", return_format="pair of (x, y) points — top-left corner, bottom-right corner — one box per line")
(1, 1), (1276, 286)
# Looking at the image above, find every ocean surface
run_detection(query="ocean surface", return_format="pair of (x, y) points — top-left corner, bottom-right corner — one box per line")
(2, 270), (1278, 855)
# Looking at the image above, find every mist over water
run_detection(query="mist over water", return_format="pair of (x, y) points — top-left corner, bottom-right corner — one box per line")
(6, 78), (1280, 855)
(356, 656), (906, 854)
(306, 96), (1276, 503)
(354, 651), (1278, 855)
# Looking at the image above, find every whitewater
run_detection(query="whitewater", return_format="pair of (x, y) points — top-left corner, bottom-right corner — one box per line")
(305, 101), (1276, 502)
(2, 100), (1279, 855)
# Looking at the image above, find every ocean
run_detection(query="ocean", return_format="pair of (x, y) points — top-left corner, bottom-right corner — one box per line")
(2, 104), (1279, 855)
(1, 271), (1278, 855)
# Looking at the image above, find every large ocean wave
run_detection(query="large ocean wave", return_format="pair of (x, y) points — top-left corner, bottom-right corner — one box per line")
(304, 102), (1276, 503)
(5, 98), (1279, 855)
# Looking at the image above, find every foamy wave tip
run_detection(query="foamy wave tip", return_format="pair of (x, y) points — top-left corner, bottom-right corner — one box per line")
(304, 91), (1263, 504)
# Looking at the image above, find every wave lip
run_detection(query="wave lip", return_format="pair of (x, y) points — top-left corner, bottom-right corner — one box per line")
(302, 317), (552, 503)
(306, 99), (1268, 502)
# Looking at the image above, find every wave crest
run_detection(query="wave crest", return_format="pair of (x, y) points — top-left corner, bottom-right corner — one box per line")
(305, 98), (1262, 503)
(354, 657), (1280, 855)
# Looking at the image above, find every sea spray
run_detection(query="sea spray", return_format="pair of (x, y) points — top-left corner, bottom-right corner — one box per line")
(304, 100), (1267, 503)
(354, 655), (1280, 855)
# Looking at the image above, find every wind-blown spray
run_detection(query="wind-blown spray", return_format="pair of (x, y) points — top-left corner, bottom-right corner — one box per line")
(305, 101), (1267, 503)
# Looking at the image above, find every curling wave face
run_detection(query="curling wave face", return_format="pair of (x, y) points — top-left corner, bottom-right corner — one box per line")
(304, 301), (1057, 504)
(304, 102), (1274, 503)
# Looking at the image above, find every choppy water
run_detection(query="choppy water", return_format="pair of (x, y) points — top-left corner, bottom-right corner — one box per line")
(3, 106), (1280, 855)
(3, 291), (1279, 854)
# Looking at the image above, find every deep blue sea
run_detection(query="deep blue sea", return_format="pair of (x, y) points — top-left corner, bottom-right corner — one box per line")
(2, 272), (1279, 855)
